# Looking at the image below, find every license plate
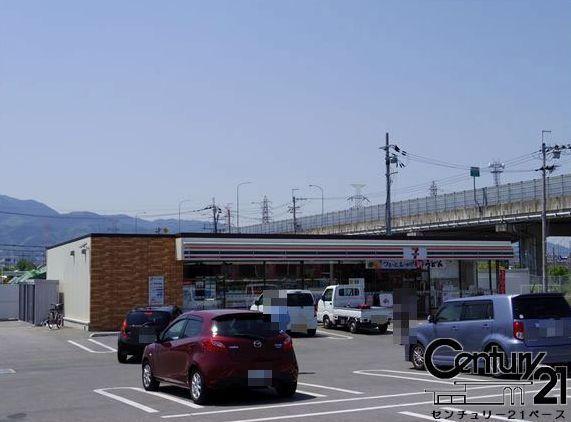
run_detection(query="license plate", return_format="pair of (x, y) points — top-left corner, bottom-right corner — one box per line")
(139, 334), (156, 343)
(248, 369), (272, 387)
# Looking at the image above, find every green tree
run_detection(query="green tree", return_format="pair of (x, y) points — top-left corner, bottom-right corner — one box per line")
(16, 259), (36, 271)
(548, 265), (570, 277)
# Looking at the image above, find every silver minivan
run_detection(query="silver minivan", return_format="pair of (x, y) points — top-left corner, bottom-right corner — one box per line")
(407, 293), (571, 370)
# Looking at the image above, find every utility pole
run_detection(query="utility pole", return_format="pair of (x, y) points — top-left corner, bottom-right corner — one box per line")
(225, 204), (232, 233)
(536, 131), (571, 291)
(541, 130), (550, 293)
(209, 198), (222, 234)
(288, 189), (307, 233)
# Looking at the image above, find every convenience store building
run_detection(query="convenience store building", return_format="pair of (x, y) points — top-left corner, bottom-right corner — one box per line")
(46, 233), (514, 331)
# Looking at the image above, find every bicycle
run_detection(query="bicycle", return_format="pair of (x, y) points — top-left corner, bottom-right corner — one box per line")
(45, 303), (64, 330)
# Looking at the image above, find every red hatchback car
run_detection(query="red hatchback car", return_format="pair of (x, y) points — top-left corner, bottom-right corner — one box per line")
(141, 309), (298, 404)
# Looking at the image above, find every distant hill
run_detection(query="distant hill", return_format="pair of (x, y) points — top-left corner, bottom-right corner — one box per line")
(0, 194), (207, 261)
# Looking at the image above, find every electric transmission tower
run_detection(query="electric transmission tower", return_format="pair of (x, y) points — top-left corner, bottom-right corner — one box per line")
(429, 181), (438, 197)
(347, 184), (370, 209)
(488, 160), (505, 186)
(252, 195), (272, 224)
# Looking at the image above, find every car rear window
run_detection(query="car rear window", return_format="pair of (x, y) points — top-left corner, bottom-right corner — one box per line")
(512, 295), (571, 319)
(213, 313), (279, 337)
(126, 311), (170, 326)
(287, 293), (314, 307)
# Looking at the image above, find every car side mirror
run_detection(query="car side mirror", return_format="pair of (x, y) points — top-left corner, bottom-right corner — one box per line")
(427, 315), (435, 324)
(254, 299), (261, 306)
(320, 295), (325, 302)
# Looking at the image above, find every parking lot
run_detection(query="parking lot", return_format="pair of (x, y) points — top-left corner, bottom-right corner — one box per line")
(0, 320), (569, 422)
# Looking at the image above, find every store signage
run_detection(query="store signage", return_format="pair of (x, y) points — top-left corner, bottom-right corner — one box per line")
(403, 246), (427, 260)
(366, 260), (447, 270)
(148, 276), (165, 306)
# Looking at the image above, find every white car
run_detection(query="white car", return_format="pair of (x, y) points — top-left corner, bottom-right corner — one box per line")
(250, 289), (318, 336)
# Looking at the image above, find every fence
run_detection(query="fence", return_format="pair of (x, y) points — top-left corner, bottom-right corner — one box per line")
(241, 174), (571, 234)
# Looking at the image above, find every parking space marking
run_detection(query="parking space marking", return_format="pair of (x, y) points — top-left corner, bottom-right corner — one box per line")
(353, 370), (454, 385)
(316, 330), (353, 339)
(94, 388), (159, 413)
(399, 411), (445, 421)
(295, 390), (327, 398)
(132, 388), (203, 409)
(442, 407), (531, 422)
(297, 382), (363, 395)
(216, 386), (568, 422)
(377, 369), (491, 383)
(68, 340), (115, 354)
(0, 368), (16, 375)
(162, 391), (432, 418)
(88, 338), (117, 352)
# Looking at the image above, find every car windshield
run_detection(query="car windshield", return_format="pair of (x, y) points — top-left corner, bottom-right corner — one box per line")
(212, 313), (279, 338)
(512, 295), (571, 319)
(126, 311), (170, 326)
(287, 293), (314, 307)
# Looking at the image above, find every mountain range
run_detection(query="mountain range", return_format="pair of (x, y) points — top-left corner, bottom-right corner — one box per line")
(0, 194), (207, 261)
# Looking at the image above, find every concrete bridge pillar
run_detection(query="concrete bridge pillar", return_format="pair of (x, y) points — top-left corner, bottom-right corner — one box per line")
(517, 223), (542, 276)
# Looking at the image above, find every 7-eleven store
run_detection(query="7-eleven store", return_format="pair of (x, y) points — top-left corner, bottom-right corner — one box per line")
(177, 233), (514, 316)
(47, 233), (513, 331)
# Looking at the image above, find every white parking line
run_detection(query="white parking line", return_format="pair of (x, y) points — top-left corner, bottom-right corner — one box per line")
(295, 390), (327, 398)
(88, 338), (117, 352)
(161, 391), (432, 418)
(0, 368), (16, 375)
(443, 406), (531, 422)
(399, 411), (444, 421)
(94, 388), (158, 413)
(215, 387), (564, 422)
(131, 388), (203, 409)
(297, 382), (363, 395)
(376, 369), (491, 382)
(68, 340), (115, 354)
(353, 370), (454, 385)
(316, 330), (353, 339)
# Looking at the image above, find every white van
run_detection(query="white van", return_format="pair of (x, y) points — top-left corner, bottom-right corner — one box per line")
(250, 289), (318, 336)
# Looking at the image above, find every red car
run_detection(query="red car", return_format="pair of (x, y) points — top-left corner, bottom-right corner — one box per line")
(141, 309), (298, 404)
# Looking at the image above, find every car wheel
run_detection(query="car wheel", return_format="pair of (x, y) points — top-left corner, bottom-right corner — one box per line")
(117, 346), (128, 364)
(142, 361), (159, 391)
(322, 315), (332, 329)
(275, 381), (297, 398)
(411, 343), (426, 370)
(377, 323), (389, 334)
(307, 329), (316, 337)
(349, 320), (358, 334)
(189, 369), (208, 405)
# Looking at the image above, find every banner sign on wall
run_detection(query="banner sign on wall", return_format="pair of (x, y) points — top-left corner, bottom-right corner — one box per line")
(148, 276), (165, 306)
(366, 260), (448, 270)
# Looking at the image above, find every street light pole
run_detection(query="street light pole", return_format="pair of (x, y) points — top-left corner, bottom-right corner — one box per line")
(309, 184), (324, 225)
(236, 181), (252, 233)
(178, 199), (192, 233)
(541, 130), (551, 293)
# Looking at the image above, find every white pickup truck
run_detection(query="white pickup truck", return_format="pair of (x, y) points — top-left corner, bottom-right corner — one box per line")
(317, 284), (392, 334)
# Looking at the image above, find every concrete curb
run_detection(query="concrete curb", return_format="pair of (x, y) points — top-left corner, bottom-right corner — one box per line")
(89, 331), (119, 338)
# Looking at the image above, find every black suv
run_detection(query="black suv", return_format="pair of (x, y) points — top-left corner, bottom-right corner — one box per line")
(117, 306), (182, 363)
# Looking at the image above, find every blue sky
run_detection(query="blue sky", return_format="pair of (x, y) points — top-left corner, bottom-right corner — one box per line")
(0, 0), (569, 225)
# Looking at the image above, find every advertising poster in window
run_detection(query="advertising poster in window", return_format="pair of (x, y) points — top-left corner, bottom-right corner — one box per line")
(148, 276), (165, 306)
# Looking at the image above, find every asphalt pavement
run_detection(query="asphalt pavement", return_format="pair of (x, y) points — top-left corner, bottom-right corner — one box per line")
(0, 321), (569, 422)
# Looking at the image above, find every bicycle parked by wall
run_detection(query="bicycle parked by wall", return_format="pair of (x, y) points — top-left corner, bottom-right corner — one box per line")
(44, 303), (64, 329)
